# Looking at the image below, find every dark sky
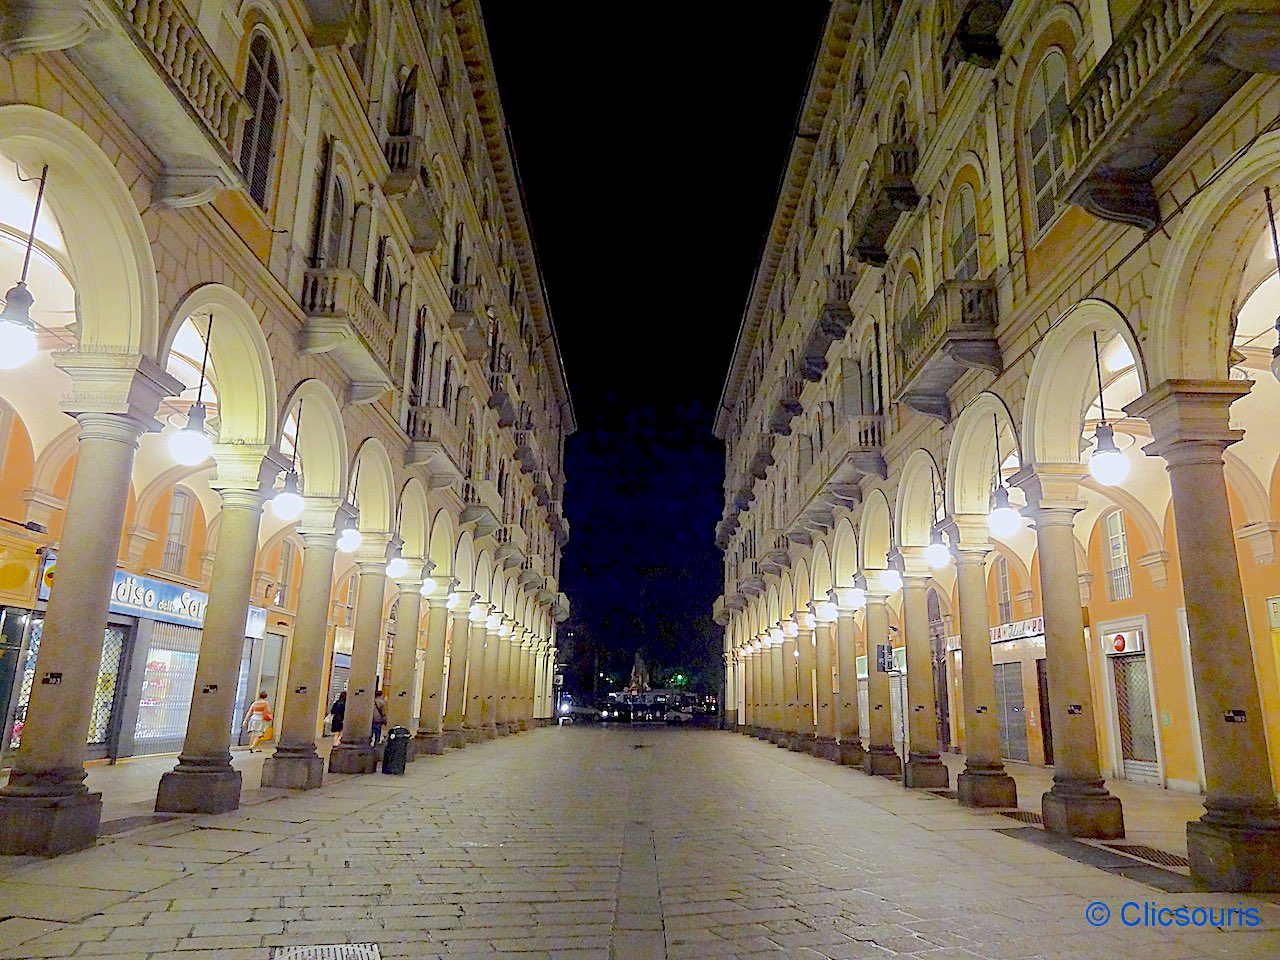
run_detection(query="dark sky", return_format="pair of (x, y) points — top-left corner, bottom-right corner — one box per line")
(483, 3), (830, 677)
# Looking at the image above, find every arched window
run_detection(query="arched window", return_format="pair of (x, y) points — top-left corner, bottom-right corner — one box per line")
(240, 34), (282, 209)
(891, 98), (911, 145)
(451, 223), (465, 285)
(948, 184), (979, 280)
(393, 66), (417, 136)
(1026, 50), (1070, 236)
(1104, 510), (1132, 601)
(161, 489), (193, 574)
(324, 176), (349, 268)
(409, 309), (429, 407)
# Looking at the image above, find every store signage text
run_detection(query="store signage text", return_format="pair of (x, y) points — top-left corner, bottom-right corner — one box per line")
(990, 617), (1044, 643)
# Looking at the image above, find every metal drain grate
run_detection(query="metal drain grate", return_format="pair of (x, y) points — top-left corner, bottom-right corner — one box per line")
(1002, 810), (1044, 824)
(272, 946), (381, 960)
(1103, 843), (1191, 868)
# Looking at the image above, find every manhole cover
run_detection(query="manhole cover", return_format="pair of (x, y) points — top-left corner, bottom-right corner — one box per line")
(272, 946), (381, 959)
(1103, 843), (1190, 868)
(1001, 810), (1044, 824)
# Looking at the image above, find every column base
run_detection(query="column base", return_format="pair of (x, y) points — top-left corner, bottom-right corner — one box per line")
(260, 748), (325, 790)
(483, 724), (499, 740)
(788, 733), (813, 753)
(770, 731), (790, 747)
(957, 765), (1018, 808)
(904, 753), (950, 789)
(813, 736), (838, 761)
(464, 726), (485, 743)
(155, 766), (242, 814)
(863, 745), (902, 777)
(517, 719), (529, 732)
(413, 733), (445, 756)
(838, 740), (865, 767)
(0, 790), (102, 857)
(1188, 812), (1280, 891)
(723, 710), (737, 730)
(327, 743), (377, 774)
(1041, 780), (1124, 839)
(444, 729), (468, 749)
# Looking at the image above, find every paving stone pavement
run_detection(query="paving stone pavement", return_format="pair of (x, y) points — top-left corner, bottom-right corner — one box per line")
(1, 726), (1278, 959)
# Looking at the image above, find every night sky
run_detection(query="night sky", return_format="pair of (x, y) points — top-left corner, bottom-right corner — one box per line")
(483, 3), (830, 687)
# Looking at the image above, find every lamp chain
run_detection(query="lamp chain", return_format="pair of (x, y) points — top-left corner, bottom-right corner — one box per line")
(15, 164), (48, 284)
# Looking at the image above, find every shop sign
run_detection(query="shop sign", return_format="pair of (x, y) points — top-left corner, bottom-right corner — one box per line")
(1106, 629), (1143, 655)
(945, 634), (961, 652)
(990, 616), (1044, 643)
(39, 554), (264, 633)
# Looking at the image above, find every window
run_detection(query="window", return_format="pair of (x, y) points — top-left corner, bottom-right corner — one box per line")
(161, 490), (192, 574)
(275, 540), (295, 608)
(995, 555), (1013, 624)
(948, 184), (979, 280)
(332, 571), (358, 627)
(1104, 510), (1133, 601)
(240, 34), (282, 209)
(324, 176), (349, 269)
(1026, 50), (1070, 236)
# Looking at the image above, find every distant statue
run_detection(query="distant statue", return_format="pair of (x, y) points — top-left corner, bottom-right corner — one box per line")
(629, 651), (650, 693)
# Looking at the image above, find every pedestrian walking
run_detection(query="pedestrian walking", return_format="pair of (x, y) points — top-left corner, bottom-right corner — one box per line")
(372, 689), (388, 745)
(243, 691), (273, 753)
(330, 690), (347, 746)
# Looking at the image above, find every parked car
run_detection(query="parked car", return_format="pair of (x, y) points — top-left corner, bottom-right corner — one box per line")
(559, 700), (600, 723)
(599, 702), (632, 723)
(664, 707), (693, 725)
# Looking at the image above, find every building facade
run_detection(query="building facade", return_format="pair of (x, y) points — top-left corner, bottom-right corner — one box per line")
(715, 0), (1280, 891)
(0, 0), (572, 857)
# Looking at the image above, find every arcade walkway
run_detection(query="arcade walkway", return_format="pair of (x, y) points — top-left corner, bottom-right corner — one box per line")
(1, 728), (1278, 960)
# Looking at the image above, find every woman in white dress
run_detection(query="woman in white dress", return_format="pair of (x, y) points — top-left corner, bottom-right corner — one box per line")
(243, 692), (273, 753)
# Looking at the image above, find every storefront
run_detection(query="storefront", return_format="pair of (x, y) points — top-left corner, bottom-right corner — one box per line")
(1, 555), (267, 765)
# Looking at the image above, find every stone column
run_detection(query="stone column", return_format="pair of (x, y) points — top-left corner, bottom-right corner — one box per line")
(531, 638), (545, 722)
(260, 505), (340, 790)
(464, 609), (490, 742)
(545, 645), (558, 721)
(900, 550), (949, 789)
(412, 588), (451, 755)
(792, 614), (817, 752)
(495, 620), (513, 734)
(952, 520), (1017, 807)
(780, 626), (799, 746)
(739, 647), (752, 732)
(442, 593), (475, 748)
(813, 616), (837, 760)
(1013, 465), (1124, 837)
(863, 588), (902, 776)
(0, 359), (176, 856)
(1126, 381), (1280, 890)
(482, 618), (501, 738)
(385, 563), (424, 751)
(328, 539), (391, 774)
(518, 633), (534, 730)
(157, 448), (271, 814)
(769, 637), (785, 744)
(834, 607), (865, 766)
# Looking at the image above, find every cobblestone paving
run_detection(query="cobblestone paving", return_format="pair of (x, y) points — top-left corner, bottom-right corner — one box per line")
(1, 727), (1278, 959)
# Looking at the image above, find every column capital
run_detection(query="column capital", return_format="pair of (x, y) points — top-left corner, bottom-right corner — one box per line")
(1010, 463), (1088, 518)
(947, 514), (992, 555)
(863, 587), (892, 606)
(1124, 379), (1250, 464)
(393, 559), (425, 589)
(54, 352), (184, 428)
(353, 534), (394, 567)
(297, 497), (344, 536)
(210, 444), (276, 497)
(897, 545), (931, 580)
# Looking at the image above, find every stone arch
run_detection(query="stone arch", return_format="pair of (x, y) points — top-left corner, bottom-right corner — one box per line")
(946, 392), (1021, 516)
(0, 104), (158, 357)
(811, 541), (833, 600)
(832, 517), (858, 586)
(792, 557), (811, 614)
(1223, 451), (1272, 527)
(860, 489), (893, 571)
(428, 508), (456, 580)
(161, 284), (277, 446)
(1022, 299), (1146, 466)
(1148, 134), (1280, 384)
(896, 449), (945, 548)
(1079, 478), (1164, 554)
(474, 550), (495, 606)
(398, 478), (429, 561)
(351, 437), (395, 533)
(280, 380), (347, 501)
(134, 464), (215, 529)
(453, 530), (476, 591)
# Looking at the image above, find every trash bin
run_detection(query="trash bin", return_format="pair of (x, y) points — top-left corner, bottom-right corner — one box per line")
(382, 725), (411, 775)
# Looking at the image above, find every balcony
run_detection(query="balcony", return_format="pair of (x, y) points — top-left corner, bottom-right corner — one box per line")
(299, 0), (353, 45)
(406, 405), (465, 488)
(759, 534), (792, 577)
(495, 525), (529, 570)
(849, 142), (919, 267)
(712, 595), (728, 627)
(800, 271), (860, 382)
(1064, 0), (1280, 231)
(835, 414), (888, 479)
(448, 286), (489, 361)
(942, 0), (1011, 69)
(383, 135), (425, 196)
(553, 592), (571, 623)
(767, 377), (804, 436)
(519, 560), (546, 591)
(384, 135), (444, 252)
(515, 430), (544, 476)
(0, 0), (248, 205)
(460, 478), (502, 538)
(738, 574), (766, 598)
(895, 279), (1000, 422)
(747, 436), (774, 480)
(299, 268), (394, 402)
(487, 371), (518, 428)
